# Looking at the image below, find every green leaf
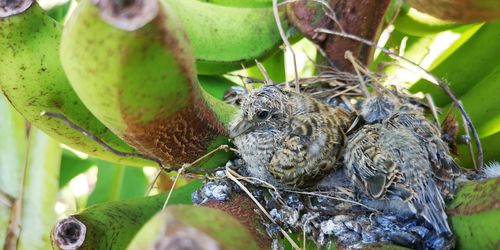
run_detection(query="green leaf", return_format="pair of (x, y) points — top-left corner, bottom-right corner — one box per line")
(17, 128), (62, 250)
(0, 94), (27, 248)
(46, 1), (71, 22)
(59, 149), (93, 188)
(87, 160), (148, 207)
(409, 22), (500, 106)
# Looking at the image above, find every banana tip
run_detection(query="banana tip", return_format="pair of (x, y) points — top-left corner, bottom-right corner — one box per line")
(94, 0), (159, 31)
(0, 0), (34, 18)
(52, 216), (87, 249)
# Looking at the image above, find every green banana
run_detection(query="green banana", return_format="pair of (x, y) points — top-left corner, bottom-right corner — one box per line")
(130, 205), (261, 249)
(51, 181), (202, 249)
(50, 176), (500, 249)
(409, 22), (500, 107)
(447, 178), (500, 249)
(60, 0), (238, 167)
(164, 0), (287, 75)
(0, 0), (152, 166)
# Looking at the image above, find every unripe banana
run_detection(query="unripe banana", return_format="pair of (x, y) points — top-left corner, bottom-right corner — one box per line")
(60, 0), (238, 167)
(164, 0), (287, 75)
(51, 181), (202, 250)
(51, 176), (500, 249)
(0, 0), (152, 166)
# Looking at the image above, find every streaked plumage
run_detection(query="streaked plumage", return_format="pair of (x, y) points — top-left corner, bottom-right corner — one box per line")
(229, 85), (354, 187)
(345, 95), (460, 238)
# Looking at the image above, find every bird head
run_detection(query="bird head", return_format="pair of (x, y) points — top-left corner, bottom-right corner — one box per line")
(229, 85), (289, 138)
(361, 95), (400, 123)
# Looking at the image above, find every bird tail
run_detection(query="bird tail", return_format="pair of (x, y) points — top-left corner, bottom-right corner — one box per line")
(415, 179), (453, 236)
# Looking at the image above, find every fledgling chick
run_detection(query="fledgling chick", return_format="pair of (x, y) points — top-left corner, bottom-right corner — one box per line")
(229, 85), (354, 188)
(345, 94), (461, 245)
(344, 124), (453, 238)
(361, 95), (460, 198)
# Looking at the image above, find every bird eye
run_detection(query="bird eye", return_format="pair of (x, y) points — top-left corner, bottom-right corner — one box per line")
(256, 110), (269, 120)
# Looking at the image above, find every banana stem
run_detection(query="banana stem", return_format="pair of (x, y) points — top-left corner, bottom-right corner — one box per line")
(51, 177), (500, 249)
(286, 0), (391, 72)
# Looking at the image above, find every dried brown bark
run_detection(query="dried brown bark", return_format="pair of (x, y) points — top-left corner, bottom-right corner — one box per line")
(407, 0), (500, 23)
(287, 0), (391, 72)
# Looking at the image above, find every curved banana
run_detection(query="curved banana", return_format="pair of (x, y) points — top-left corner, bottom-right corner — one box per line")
(0, 0), (152, 166)
(60, 0), (238, 167)
(164, 0), (287, 75)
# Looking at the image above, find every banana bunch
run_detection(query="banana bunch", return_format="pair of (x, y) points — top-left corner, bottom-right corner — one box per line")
(59, 0), (240, 167)
(0, 0), (289, 167)
(163, 0), (287, 74)
(0, 0), (150, 166)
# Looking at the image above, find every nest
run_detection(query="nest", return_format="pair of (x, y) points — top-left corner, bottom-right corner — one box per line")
(188, 51), (488, 249)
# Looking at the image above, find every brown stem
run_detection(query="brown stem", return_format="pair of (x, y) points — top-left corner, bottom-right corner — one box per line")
(406, 0), (500, 23)
(287, 0), (391, 72)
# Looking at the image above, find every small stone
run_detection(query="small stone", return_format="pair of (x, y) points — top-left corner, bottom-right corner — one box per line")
(333, 215), (353, 223)
(375, 215), (399, 230)
(321, 219), (348, 236)
(215, 170), (226, 177)
(191, 189), (204, 204)
(265, 223), (281, 238)
(389, 231), (421, 248)
(337, 231), (361, 245)
(316, 233), (328, 246)
(271, 239), (284, 250)
(409, 226), (429, 238)
(344, 221), (362, 234)
(203, 182), (231, 201)
(285, 193), (304, 211)
(362, 231), (379, 243)
(355, 215), (371, 227)
(270, 209), (282, 222)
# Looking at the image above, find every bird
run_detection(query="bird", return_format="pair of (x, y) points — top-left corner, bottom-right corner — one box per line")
(229, 85), (355, 188)
(344, 94), (460, 239)
(361, 94), (460, 198)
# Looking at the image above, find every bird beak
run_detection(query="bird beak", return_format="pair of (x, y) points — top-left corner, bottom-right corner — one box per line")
(229, 119), (253, 138)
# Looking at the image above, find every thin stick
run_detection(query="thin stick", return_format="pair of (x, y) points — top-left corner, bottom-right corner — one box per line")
(0, 192), (14, 208)
(162, 145), (232, 209)
(255, 60), (272, 85)
(285, 190), (377, 212)
(315, 28), (484, 169)
(425, 93), (441, 128)
(344, 51), (370, 97)
(239, 63), (252, 92)
(459, 101), (478, 170)
(40, 111), (168, 170)
(145, 168), (163, 196)
(273, 0), (299, 92)
(225, 167), (301, 250)
(162, 165), (186, 210)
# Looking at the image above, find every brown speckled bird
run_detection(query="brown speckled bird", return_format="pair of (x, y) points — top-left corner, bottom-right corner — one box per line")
(229, 85), (354, 187)
(345, 94), (459, 237)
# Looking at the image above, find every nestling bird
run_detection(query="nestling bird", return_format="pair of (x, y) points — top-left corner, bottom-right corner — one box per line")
(229, 85), (354, 187)
(344, 94), (460, 241)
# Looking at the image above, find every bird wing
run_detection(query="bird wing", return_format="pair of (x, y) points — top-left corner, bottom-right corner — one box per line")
(388, 106), (460, 197)
(268, 112), (345, 187)
(344, 124), (397, 199)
